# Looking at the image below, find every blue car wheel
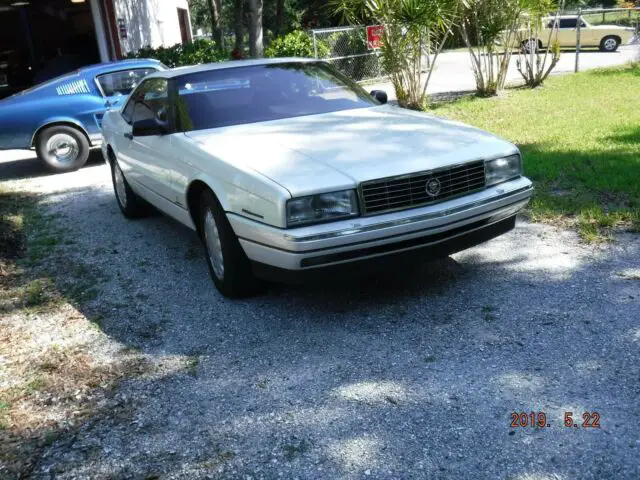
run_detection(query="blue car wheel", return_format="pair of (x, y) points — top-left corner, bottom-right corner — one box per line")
(35, 125), (90, 173)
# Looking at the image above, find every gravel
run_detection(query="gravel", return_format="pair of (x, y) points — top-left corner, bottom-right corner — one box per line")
(2, 151), (639, 479)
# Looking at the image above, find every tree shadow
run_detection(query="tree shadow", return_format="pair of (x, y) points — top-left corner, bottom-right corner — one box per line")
(2, 145), (639, 478)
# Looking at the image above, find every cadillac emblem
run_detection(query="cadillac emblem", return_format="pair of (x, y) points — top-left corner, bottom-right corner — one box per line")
(425, 178), (441, 197)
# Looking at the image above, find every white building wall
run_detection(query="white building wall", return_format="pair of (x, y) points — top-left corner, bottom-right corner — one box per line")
(113, 0), (191, 55)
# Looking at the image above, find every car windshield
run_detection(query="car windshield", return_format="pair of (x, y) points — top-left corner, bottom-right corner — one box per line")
(174, 62), (379, 131)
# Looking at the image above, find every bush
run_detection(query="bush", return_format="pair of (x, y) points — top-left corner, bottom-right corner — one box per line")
(265, 30), (328, 58)
(126, 39), (228, 67)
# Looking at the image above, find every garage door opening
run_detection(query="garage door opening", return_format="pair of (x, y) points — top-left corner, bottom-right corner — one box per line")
(0, 0), (104, 99)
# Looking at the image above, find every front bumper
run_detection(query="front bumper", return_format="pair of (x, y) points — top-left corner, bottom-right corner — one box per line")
(229, 176), (533, 281)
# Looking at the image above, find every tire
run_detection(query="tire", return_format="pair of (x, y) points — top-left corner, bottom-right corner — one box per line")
(521, 39), (539, 54)
(109, 155), (150, 218)
(198, 189), (259, 298)
(35, 125), (90, 173)
(600, 36), (619, 52)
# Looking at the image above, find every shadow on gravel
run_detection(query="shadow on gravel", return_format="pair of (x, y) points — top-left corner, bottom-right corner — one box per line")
(0, 149), (104, 182)
(4, 155), (640, 478)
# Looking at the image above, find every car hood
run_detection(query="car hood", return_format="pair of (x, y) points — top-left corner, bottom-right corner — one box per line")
(185, 105), (518, 198)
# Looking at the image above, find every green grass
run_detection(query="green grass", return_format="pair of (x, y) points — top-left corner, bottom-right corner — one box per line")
(431, 64), (640, 241)
(583, 10), (639, 27)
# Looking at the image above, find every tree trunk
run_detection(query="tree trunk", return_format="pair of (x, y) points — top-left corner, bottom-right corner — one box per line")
(234, 0), (243, 53)
(275, 0), (285, 36)
(249, 0), (264, 58)
(206, 0), (223, 50)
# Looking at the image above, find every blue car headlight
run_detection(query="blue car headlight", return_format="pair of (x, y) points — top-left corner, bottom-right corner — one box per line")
(286, 190), (359, 227)
(485, 154), (522, 187)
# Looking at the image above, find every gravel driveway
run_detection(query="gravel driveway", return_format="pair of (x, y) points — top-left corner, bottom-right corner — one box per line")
(1, 151), (639, 479)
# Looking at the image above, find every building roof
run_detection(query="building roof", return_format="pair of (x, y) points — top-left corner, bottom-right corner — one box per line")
(146, 57), (316, 79)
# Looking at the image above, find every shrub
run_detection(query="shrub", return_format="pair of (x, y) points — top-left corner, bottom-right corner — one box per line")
(126, 39), (228, 67)
(265, 30), (329, 58)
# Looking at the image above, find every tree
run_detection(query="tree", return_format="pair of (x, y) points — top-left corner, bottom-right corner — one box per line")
(249, 0), (264, 57)
(516, 0), (566, 88)
(329, 0), (462, 110)
(276, 0), (286, 36)
(206, 0), (224, 49)
(234, 0), (244, 54)
(459, 0), (528, 96)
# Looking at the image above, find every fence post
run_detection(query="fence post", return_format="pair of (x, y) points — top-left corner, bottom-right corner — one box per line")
(575, 8), (582, 73)
(312, 31), (318, 59)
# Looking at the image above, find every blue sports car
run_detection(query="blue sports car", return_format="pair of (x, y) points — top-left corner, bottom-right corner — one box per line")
(0, 59), (165, 172)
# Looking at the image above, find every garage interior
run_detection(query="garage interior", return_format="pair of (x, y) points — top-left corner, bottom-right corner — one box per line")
(0, 0), (106, 98)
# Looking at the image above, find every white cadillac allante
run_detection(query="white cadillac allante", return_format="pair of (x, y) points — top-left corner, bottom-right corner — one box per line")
(101, 58), (533, 297)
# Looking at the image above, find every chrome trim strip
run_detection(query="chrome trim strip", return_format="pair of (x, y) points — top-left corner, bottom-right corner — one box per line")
(284, 185), (533, 243)
(239, 197), (527, 255)
(242, 208), (265, 219)
(299, 213), (519, 270)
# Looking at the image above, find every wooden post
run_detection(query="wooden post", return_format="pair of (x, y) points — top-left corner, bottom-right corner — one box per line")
(575, 8), (582, 73)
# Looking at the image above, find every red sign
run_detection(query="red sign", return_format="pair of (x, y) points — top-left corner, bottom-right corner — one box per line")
(367, 25), (384, 50)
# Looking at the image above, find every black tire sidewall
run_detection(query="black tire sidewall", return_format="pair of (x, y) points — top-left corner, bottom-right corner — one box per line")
(199, 190), (257, 298)
(109, 157), (148, 218)
(600, 37), (619, 52)
(35, 125), (90, 173)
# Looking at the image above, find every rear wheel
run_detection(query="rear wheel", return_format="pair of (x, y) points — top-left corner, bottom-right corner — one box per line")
(600, 36), (619, 52)
(199, 189), (259, 298)
(521, 39), (539, 54)
(35, 125), (90, 173)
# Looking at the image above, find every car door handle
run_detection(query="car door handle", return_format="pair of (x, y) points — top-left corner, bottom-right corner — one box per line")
(124, 132), (133, 140)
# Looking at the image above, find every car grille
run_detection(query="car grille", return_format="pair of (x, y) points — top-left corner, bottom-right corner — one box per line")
(360, 160), (487, 215)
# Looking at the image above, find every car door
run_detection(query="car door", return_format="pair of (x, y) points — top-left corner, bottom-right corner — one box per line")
(578, 19), (598, 46)
(557, 18), (578, 47)
(121, 77), (179, 203)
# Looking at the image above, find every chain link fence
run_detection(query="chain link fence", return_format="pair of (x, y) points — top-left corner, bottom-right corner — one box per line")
(310, 26), (384, 82)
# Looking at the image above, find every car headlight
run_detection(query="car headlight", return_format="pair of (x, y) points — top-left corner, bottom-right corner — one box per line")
(485, 154), (522, 187)
(286, 190), (359, 227)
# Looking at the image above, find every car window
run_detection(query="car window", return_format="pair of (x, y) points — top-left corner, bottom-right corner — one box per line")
(132, 78), (169, 123)
(174, 62), (377, 132)
(122, 78), (168, 124)
(96, 68), (156, 97)
(559, 18), (577, 28)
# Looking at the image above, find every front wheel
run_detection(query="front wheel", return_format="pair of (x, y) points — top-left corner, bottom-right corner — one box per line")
(199, 189), (259, 298)
(109, 156), (150, 218)
(600, 36), (620, 52)
(35, 125), (90, 173)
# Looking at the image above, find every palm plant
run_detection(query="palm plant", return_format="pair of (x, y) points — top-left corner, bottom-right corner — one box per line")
(329, 0), (463, 109)
(515, 0), (565, 88)
(459, 0), (526, 96)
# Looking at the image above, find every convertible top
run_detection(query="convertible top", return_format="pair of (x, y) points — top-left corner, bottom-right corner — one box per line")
(146, 58), (317, 80)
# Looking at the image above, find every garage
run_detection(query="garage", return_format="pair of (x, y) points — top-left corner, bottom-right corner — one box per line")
(0, 0), (192, 99)
(0, 0), (110, 98)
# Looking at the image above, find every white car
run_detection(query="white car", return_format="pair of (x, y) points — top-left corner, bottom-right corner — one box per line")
(101, 58), (533, 298)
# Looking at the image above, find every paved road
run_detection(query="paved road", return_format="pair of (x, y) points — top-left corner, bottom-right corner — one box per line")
(1, 151), (639, 479)
(366, 45), (639, 100)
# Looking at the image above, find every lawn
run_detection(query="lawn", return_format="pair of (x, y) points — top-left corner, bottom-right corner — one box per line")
(431, 64), (640, 241)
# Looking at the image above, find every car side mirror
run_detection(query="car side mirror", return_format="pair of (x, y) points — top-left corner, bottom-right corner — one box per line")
(132, 117), (168, 137)
(370, 90), (388, 104)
